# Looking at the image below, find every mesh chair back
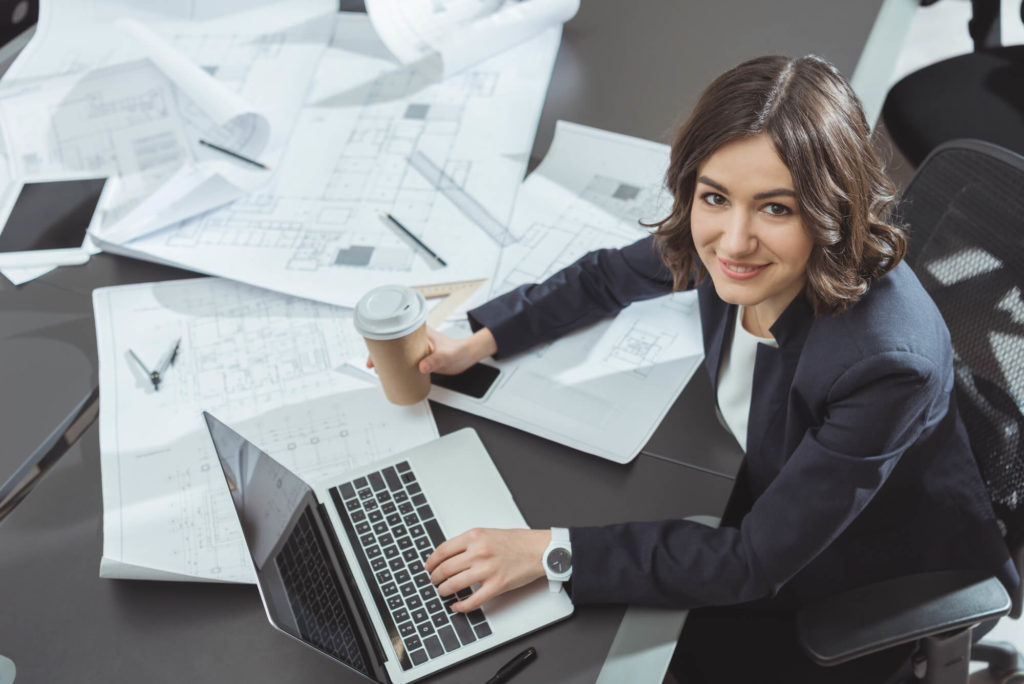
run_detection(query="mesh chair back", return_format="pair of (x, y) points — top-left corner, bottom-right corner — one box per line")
(898, 140), (1024, 617)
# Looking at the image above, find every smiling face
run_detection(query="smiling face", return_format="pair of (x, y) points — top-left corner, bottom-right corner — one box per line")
(690, 133), (814, 336)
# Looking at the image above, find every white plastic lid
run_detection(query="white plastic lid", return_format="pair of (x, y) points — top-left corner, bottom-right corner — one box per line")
(353, 285), (427, 340)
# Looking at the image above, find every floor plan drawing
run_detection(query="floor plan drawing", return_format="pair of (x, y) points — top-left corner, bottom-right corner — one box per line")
(106, 16), (562, 307)
(94, 278), (439, 583)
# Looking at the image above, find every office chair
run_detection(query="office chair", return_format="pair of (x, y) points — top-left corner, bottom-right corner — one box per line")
(796, 139), (1024, 684)
(881, 0), (1024, 167)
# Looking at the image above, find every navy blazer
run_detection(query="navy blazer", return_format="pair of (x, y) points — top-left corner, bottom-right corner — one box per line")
(469, 236), (1017, 608)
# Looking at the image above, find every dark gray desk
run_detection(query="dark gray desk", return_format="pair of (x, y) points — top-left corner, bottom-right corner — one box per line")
(0, 1), (886, 681)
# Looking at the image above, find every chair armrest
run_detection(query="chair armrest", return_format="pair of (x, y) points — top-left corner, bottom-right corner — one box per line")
(796, 570), (1011, 666)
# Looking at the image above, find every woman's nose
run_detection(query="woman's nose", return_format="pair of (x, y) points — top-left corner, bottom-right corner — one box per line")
(719, 211), (757, 257)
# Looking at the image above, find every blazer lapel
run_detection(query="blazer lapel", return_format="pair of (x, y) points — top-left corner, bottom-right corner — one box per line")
(699, 281), (734, 391)
(745, 295), (813, 464)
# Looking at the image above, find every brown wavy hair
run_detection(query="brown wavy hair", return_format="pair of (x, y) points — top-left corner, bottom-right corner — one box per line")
(652, 55), (906, 315)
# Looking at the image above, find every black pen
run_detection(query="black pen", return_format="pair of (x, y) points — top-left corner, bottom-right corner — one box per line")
(198, 139), (269, 170)
(383, 212), (448, 267)
(484, 647), (536, 684)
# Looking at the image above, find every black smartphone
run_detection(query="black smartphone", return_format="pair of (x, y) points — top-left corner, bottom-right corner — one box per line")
(430, 363), (500, 399)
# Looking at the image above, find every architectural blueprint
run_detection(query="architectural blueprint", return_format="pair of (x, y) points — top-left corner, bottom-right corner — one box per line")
(1, 0), (332, 275)
(430, 122), (705, 463)
(366, 0), (578, 77)
(96, 15), (562, 308)
(94, 277), (439, 582)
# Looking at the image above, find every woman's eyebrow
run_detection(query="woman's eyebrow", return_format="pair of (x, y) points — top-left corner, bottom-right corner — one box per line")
(696, 176), (728, 194)
(753, 188), (797, 200)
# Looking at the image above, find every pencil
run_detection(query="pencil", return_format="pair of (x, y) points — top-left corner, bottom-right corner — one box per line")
(198, 139), (269, 170)
(384, 213), (447, 267)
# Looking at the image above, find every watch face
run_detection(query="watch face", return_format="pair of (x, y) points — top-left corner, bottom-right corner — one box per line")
(546, 547), (572, 573)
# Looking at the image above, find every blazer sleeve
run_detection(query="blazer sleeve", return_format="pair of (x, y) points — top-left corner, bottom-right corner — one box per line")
(467, 236), (674, 358)
(567, 350), (951, 607)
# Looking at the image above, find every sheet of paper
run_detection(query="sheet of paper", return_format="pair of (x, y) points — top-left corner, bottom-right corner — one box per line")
(5, 0), (332, 240)
(94, 15), (562, 308)
(429, 121), (705, 463)
(94, 277), (439, 583)
(366, 0), (578, 77)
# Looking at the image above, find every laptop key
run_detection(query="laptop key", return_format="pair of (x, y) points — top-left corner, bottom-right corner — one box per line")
(431, 613), (448, 628)
(414, 536), (432, 551)
(417, 623), (435, 639)
(401, 471), (416, 484)
(411, 493), (427, 507)
(409, 560), (424, 574)
(406, 596), (422, 610)
(398, 536), (414, 550)
(387, 595), (404, 610)
(420, 586), (436, 600)
(389, 557), (404, 571)
(411, 608), (428, 623)
(394, 569), (411, 584)
(369, 510), (383, 523)
(399, 502), (414, 515)
(407, 482), (421, 495)
(473, 622), (492, 638)
(383, 466), (402, 492)
(351, 510), (366, 522)
(356, 521), (371, 535)
(387, 513), (402, 526)
(375, 569), (392, 584)
(404, 513), (419, 527)
(383, 545), (399, 559)
(400, 582), (416, 598)
(398, 621), (416, 638)
(404, 635), (422, 652)
(376, 490), (391, 503)
(437, 625), (459, 652)
(366, 545), (381, 558)
(416, 574), (432, 588)
(409, 648), (428, 666)
(455, 588), (473, 600)
(381, 582), (398, 596)
(409, 523), (424, 537)
(339, 482), (356, 500)
(394, 491), (409, 503)
(423, 635), (443, 658)
(425, 598), (442, 612)
(467, 609), (486, 625)
(373, 521), (388, 535)
(369, 472), (386, 491)
(450, 612), (477, 645)
(378, 533), (394, 547)
(396, 461), (411, 473)
(354, 476), (368, 489)
(402, 549), (419, 563)
(394, 608), (409, 624)
(424, 519), (445, 547)
(371, 557), (387, 572)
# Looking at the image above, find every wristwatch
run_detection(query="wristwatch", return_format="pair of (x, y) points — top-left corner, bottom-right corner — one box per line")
(542, 527), (572, 592)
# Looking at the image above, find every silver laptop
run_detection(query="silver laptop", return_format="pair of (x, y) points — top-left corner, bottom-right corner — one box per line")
(203, 412), (573, 683)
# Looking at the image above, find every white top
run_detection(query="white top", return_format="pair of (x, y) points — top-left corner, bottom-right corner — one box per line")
(716, 307), (777, 452)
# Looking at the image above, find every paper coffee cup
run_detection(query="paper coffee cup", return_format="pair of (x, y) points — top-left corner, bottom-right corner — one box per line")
(353, 285), (430, 405)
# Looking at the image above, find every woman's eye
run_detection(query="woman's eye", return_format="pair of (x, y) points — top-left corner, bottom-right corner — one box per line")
(763, 202), (791, 216)
(702, 192), (727, 206)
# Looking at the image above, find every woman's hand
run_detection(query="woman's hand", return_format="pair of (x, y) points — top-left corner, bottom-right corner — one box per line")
(366, 327), (497, 376)
(424, 528), (550, 613)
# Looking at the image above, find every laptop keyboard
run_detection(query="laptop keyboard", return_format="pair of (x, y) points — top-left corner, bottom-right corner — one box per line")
(331, 461), (493, 671)
(275, 507), (368, 672)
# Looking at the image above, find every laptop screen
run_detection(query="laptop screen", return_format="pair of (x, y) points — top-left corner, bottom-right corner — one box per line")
(203, 412), (380, 680)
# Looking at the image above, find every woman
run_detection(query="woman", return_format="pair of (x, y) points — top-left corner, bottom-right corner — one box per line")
(416, 56), (1017, 681)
